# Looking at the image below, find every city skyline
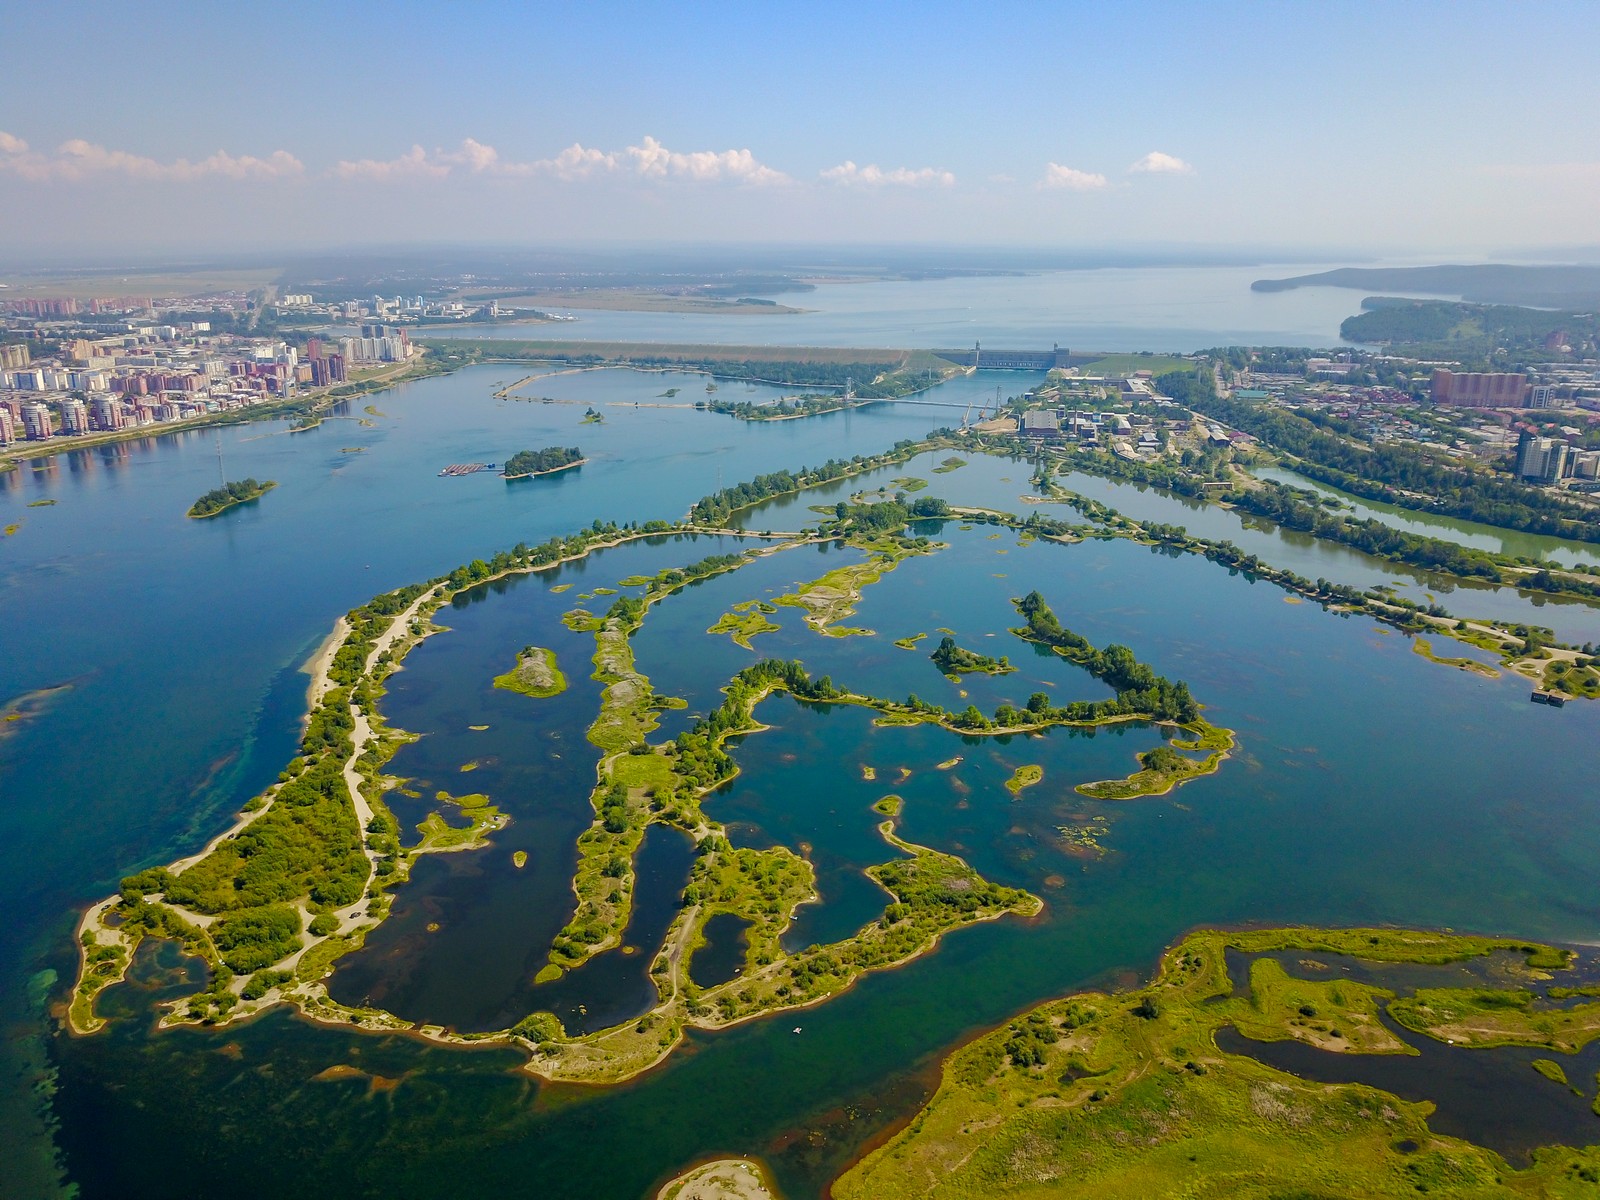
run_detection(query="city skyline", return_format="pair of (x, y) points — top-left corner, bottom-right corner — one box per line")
(3, 0), (1599, 256)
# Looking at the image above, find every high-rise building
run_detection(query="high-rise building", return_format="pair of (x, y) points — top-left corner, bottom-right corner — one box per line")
(1515, 430), (1571, 483)
(0, 407), (14, 444)
(1431, 369), (1530, 407)
(60, 397), (89, 435)
(93, 396), (125, 432)
(1, 343), (31, 370)
(22, 402), (54, 440)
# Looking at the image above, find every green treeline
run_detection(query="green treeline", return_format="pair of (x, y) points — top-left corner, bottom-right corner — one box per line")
(1226, 481), (1504, 579)
(646, 552), (745, 591)
(504, 446), (583, 478)
(830, 496), (951, 534)
(1010, 591), (1199, 724)
(707, 394), (864, 420)
(1163, 370), (1600, 543)
(188, 478), (275, 518)
(689, 440), (922, 524)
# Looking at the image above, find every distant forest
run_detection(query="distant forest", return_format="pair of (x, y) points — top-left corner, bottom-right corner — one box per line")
(1339, 298), (1599, 363)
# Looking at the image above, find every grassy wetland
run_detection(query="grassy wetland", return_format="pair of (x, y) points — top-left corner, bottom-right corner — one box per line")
(838, 929), (1600, 1199)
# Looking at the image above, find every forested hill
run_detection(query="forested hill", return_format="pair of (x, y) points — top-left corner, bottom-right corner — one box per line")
(1251, 264), (1600, 308)
(1339, 299), (1600, 362)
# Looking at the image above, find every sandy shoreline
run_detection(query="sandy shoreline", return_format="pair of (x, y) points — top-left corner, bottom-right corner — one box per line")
(302, 616), (350, 711)
(656, 1158), (779, 1200)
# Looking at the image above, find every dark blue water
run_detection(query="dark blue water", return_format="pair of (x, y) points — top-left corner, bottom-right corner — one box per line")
(692, 912), (752, 990)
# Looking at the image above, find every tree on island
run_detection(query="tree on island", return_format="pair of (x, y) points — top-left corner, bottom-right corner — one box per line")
(188, 478), (275, 518)
(931, 636), (1014, 676)
(503, 446), (583, 478)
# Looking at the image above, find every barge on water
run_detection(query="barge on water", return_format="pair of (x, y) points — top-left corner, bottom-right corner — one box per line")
(438, 462), (497, 477)
(1530, 689), (1568, 707)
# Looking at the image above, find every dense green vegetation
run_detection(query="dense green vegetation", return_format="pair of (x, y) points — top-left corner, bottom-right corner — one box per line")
(929, 635), (1014, 676)
(126, 755), (366, 915)
(688, 439), (925, 524)
(1228, 479), (1505, 578)
(1341, 298), (1600, 363)
(209, 905), (303, 973)
(187, 478), (276, 518)
(503, 445), (583, 478)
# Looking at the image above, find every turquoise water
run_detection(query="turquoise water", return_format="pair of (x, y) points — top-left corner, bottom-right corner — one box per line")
(9, 361), (1600, 1197)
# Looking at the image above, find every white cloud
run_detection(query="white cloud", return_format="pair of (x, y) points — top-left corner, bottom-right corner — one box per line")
(531, 142), (619, 180)
(821, 160), (955, 187)
(439, 137), (514, 175)
(332, 145), (450, 181)
(0, 131), (303, 182)
(328, 134), (784, 185)
(625, 136), (788, 185)
(1128, 151), (1193, 175)
(1039, 163), (1109, 191)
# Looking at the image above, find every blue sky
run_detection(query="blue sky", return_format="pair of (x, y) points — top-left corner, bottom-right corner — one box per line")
(2, 0), (1597, 256)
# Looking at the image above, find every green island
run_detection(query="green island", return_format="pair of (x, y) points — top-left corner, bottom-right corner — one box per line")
(706, 392), (873, 421)
(492, 645), (567, 698)
(931, 635), (1015, 677)
(1004, 764), (1043, 796)
(707, 600), (781, 650)
(187, 478), (276, 519)
(503, 445), (585, 480)
(837, 927), (1600, 1199)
